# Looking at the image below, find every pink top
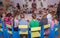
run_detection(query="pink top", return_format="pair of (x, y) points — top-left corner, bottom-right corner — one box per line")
(51, 21), (55, 29)
(4, 17), (11, 26)
(48, 20), (58, 29)
(48, 20), (55, 29)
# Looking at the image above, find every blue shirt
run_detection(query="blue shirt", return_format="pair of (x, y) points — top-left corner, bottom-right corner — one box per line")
(19, 18), (29, 32)
(19, 18), (28, 25)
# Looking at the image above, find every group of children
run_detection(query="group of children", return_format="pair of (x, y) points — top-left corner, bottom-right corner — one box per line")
(0, 4), (59, 38)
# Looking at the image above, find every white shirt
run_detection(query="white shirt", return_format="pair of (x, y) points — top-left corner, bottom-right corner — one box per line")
(47, 14), (52, 22)
(14, 18), (19, 27)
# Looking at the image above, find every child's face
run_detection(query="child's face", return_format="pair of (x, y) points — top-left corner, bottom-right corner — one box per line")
(42, 12), (46, 17)
(2, 14), (6, 17)
(15, 15), (18, 19)
(10, 16), (12, 19)
(52, 16), (55, 20)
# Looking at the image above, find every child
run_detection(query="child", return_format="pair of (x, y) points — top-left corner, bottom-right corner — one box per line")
(54, 16), (59, 37)
(29, 14), (39, 27)
(14, 14), (19, 31)
(47, 10), (52, 22)
(40, 12), (48, 38)
(4, 13), (12, 29)
(48, 15), (58, 38)
(19, 14), (28, 38)
(5, 13), (12, 25)
(1, 13), (6, 22)
(29, 13), (39, 38)
(40, 12), (48, 26)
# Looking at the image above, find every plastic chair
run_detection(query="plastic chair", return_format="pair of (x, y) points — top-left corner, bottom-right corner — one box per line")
(29, 27), (41, 38)
(54, 22), (59, 36)
(0, 23), (3, 36)
(0, 20), (4, 36)
(41, 24), (50, 38)
(18, 25), (28, 38)
(44, 24), (50, 35)
(48, 24), (55, 38)
(44, 24), (50, 29)
(5, 24), (18, 38)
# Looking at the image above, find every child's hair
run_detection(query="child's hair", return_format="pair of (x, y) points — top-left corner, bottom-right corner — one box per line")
(37, 18), (40, 21)
(32, 13), (36, 19)
(27, 20), (29, 22)
(51, 11), (55, 15)
(42, 11), (47, 17)
(6, 13), (12, 17)
(14, 12), (19, 18)
(52, 15), (58, 20)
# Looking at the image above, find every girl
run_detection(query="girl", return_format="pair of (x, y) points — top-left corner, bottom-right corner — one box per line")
(54, 15), (59, 37)
(1, 13), (6, 22)
(14, 14), (19, 31)
(4, 13), (12, 29)
(48, 15), (59, 38)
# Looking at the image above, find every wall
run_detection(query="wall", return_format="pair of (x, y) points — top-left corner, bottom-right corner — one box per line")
(47, 0), (59, 5)
(10, 0), (60, 8)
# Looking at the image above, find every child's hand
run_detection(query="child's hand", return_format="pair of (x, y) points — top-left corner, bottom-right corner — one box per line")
(55, 28), (58, 31)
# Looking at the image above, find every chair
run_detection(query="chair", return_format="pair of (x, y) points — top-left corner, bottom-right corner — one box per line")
(30, 27), (41, 38)
(6, 24), (19, 38)
(0, 23), (3, 36)
(54, 23), (59, 36)
(44, 24), (50, 35)
(18, 25), (28, 38)
(44, 24), (50, 29)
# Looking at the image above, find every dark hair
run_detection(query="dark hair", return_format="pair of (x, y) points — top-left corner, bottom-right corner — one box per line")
(52, 15), (58, 20)
(6, 13), (12, 17)
(32, 13), (36, 19)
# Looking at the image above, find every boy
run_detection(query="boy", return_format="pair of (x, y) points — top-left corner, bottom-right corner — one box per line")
(19, 14), (28, 38)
